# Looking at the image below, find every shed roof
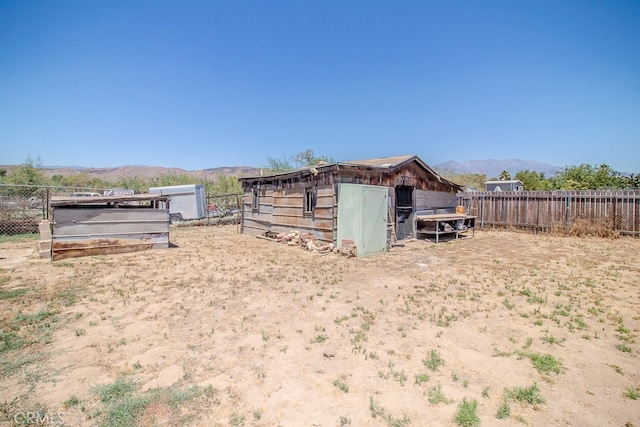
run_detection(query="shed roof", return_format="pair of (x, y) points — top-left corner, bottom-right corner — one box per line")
(340, 154), (416, 168)
(240, 154), (461, 191)
(51, 193), (168, 207)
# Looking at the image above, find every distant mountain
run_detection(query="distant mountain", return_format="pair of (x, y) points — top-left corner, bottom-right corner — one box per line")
(2, 159), (561, 183)
(0, 164), (260, 182)
(433, 159), (562, 179)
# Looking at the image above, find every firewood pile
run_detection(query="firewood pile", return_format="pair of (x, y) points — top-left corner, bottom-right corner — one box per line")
(269, 230), (357, 257)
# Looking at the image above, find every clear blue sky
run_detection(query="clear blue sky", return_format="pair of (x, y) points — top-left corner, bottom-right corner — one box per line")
(1, 0), (639, 172)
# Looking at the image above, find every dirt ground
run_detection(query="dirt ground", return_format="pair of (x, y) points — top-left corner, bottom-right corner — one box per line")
(0, 225), (639, 426)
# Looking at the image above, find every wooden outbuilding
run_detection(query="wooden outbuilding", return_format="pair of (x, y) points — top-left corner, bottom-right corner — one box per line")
(49, 193), (170, 261)
(239, 155), (470, 256)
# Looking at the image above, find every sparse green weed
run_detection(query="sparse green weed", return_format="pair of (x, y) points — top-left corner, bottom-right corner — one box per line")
(496, 397), (511, 419)
(453, 398), (480, 427)
(428, 384), (452, 405)
(369, 397), (410, 426)
(520, 352), (563, 374)
(414, 373), (430, 385)
(624, 386), (640, 400)
(333, 380), (349, 393)
(423, 349), (445, 371)
(505, 383), (545, 406)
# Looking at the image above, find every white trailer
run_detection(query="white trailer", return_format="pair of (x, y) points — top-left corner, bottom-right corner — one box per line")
(149, 184), (207, 224)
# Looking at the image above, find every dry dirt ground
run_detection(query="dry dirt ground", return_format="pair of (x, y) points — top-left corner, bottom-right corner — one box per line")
(0, 225), (639, 426)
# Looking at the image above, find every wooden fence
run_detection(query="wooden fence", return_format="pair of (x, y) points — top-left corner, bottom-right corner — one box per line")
(457, 190), (640, 236)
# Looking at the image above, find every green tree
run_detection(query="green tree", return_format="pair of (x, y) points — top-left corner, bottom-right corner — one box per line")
(153, 173), (196, 188)
(549, 163), (625, 190)
(623, 173), (640, 189)
(291, 149), (332, 168)
(115, 176), (149, 193)
(265, 155), (294, 173)
(436, 169), (486, 190)
(514, 170), (548, 190)
(592, 164), (624, 189)
(499, 170), (511, 181)
(210, 175), (242, 196)
(265, 149), (333, 173)
(5, 155), (47, 185)
(60, 173), (96, 188)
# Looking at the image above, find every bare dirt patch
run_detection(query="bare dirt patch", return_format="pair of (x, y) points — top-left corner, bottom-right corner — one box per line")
(1, 226), (638, 426)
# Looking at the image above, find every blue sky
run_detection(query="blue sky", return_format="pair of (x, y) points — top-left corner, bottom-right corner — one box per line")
(1, 0), (639, 172)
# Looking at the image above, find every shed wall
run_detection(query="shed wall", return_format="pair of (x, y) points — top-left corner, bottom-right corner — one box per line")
(242, 187), (274, 237)
(415, 190), (457, 211)
(242, 184), (335, 243)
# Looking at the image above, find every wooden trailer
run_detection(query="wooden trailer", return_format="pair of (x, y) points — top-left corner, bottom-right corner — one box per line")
(49, 193), (170, 261)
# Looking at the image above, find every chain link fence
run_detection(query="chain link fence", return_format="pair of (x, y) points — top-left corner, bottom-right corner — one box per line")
(205, 193), (242, 219)
(0, 185), (244, 235)
(0, 184), (108, 235)
(203, 193), (243, 227)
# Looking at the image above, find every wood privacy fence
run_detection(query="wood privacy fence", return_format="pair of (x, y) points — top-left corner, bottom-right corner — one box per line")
(457, 190), (640, 236)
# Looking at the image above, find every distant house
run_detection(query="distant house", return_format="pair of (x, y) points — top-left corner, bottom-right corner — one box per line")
(239, 155), (464, 256)
(485, 180), (524, 192)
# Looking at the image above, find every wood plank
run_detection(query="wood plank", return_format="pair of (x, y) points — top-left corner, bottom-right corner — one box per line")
(52, 240), (156, 261)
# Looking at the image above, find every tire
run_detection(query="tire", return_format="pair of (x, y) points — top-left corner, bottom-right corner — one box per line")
(169, 214), (182, 224)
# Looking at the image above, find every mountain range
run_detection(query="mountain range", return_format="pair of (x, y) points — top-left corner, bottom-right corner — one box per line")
(2, 159), (562, 181)
(433, 159), (562, 179)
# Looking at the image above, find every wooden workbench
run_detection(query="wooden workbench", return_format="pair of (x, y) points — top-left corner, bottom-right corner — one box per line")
(415, 213), (477, 243)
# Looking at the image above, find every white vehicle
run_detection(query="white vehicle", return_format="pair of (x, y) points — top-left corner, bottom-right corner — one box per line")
(103, 189), (135, 196)
(68, 192), (101, 197)
(149, 184), (207, 224)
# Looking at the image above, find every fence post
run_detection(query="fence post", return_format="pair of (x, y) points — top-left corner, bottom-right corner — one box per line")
(633, 194), (640, 237)
(46, 188), (50, 220)
(237, 193), (242, 233)
(612, 195), (617, 231)
(565, 193), (571, 231)
(536, 196), (540, 231)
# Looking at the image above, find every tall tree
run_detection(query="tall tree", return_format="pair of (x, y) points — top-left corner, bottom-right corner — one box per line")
(623, 173), (640, 189)
(5, 155), (46, 185)
(153, 173), (197, 188)
(265, 149), (332, 173)
(210, 175), (242, 195)
(514, 170), (548, 190)
(115, 176), (149, 193)
(549, 163), (625, 190)
(291, 149), (332, 168)
(436, 168), (486, 190)
(265, 155), (294, 173)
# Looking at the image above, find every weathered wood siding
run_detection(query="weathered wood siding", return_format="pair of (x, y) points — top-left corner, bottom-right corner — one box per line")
(242, 183), (335, 243)
(272, 185), (334, 243)
(458, 190), (640, 235)
(335, 162), (457, 193)
(242, 187), (274, 237)
(52, 208), (169, 260)
(240, 158), (460, 244)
